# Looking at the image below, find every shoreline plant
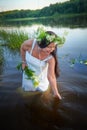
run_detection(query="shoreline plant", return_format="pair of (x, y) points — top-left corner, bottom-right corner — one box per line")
(0, 29), (28, 50)
(16, 63), (40, 87)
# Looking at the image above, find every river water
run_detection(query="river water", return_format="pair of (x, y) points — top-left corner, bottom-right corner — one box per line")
(0, 22), (87, 130)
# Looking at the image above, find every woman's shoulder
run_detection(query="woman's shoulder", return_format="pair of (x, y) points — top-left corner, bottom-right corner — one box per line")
(23, 39), (34, 46)
(47, 55), (55, 63)
(21, 39), (34, 51)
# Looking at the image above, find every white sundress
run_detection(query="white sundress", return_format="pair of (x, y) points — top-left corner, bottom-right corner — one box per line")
(22, 39), (52, 92)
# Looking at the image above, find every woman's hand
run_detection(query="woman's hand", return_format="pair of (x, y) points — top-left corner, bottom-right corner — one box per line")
(53, 92), (62, 100)
(47, 57), (62, 100)
(22, 63), (27, 70)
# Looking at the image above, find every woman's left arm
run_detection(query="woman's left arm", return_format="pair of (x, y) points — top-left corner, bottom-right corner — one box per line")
(47, 57), (61, 99)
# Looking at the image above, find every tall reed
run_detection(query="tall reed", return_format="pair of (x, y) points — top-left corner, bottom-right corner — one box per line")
(0, 30), (29, 50)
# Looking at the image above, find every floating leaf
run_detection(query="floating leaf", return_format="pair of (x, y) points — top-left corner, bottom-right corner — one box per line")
(79, 60), (83, 64)
(83, 60), (87, 65)
(70, 58), (76, 64)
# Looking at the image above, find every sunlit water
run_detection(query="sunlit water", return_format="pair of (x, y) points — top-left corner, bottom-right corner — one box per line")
(0, 25), (87, 130)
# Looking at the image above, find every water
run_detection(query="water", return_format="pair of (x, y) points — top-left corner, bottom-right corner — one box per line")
(0, 21), (87, 130)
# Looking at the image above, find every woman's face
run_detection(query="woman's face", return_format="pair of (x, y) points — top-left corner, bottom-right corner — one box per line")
(41, 42), (56, 55)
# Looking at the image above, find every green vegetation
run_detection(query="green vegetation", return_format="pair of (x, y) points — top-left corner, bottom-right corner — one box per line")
(0, 27), (67, 50)
(0, 30), (28, 50)
(0, 0), (87, 20)
(17, 63), (40, 87)
(69, 57), (87, 67)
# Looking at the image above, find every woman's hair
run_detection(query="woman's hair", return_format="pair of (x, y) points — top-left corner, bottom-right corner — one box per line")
(38, 31), (57, 48)
(38, 31), (60, 77)
(51, 46), (60, 78)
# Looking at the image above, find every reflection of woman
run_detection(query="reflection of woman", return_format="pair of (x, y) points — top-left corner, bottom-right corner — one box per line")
(20, 30), (61, 99)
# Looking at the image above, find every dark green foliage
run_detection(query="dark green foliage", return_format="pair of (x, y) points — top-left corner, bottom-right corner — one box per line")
(0, 0), (87, 20)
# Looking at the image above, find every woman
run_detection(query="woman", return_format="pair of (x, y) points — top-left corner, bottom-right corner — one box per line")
(20, 29), (61, 100)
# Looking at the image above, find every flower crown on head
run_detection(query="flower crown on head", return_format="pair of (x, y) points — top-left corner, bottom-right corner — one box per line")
(35, 27), (67, 47)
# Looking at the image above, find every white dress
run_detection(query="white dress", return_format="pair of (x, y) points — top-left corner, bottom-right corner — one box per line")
(22, 39), (52, 92)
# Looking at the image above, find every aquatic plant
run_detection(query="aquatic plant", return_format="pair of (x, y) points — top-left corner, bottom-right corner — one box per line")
(0, 29), (28, 50)
(70, 58), (87, 67)
(16, 63), (40, 87)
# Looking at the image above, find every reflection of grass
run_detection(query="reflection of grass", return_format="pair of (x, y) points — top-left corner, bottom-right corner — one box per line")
(0, 47), (4, 64)
(0, 30), (28, 50)
(0, 48), (3, 64)
(6, 17), (47, 21)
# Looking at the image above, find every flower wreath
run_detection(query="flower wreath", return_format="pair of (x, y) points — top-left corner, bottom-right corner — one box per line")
(35, 27), (67, 47)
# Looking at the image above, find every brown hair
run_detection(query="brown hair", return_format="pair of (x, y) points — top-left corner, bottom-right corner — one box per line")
(51, 46), (60, 77)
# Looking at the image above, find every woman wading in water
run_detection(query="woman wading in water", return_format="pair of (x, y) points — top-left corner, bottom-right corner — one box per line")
(20, 28), (63, 100)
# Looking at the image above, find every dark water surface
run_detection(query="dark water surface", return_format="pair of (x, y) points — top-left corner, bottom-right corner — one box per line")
(0, 27), (87, 130)
(0, 47), (87, 130)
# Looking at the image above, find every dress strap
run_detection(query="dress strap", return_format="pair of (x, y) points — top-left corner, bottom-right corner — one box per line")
(43, 55), (53, 62)
(30, 39), (36, 55)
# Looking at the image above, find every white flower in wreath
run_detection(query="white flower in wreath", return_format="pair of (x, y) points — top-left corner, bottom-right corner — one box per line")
(46, 34), (56, 43)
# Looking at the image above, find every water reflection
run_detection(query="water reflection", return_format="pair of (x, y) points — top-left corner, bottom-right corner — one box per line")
(0, 46), (4, 75)
(0, 22), (87, 129)
(0, 15), (87, 28)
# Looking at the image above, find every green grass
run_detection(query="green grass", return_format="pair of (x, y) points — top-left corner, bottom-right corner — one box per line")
(0, 29), (29, 50)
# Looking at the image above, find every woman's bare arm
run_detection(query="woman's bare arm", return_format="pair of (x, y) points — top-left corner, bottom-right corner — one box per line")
(47, 57), (61, 99)
(20, 39), (33, 69)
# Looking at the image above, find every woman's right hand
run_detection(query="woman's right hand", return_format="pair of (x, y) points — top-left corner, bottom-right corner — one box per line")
(53, 93), (62, 100)
(22, 63), (27, 70)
